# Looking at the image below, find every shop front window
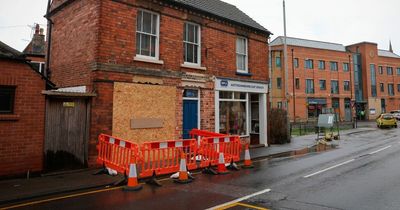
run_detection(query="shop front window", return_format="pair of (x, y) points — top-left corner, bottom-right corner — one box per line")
(219, 91), (247, 136)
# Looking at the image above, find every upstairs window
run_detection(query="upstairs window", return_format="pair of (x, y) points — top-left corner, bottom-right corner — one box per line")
(319, 80), (326, 90)
(380, 83), (384, 92)
(397, 68), (400, 75)
(306, 79), (314, 94)
(387, 67), (393, 75)
(0, 86), (16, 114)
(277, 77), (282, 89)
(183, 22), (201, 64)
(136, 10), (159, 58)
(236, 37), (248, 72)
(305, 59), (314, 69)
(379, 66), (383, 74)
(331, 80), (339, 94)
(344, 81), (350, 91)
(330, 61), (338, 71)
(343, 63), (349, 72)
(295, 78), (300, 89)
(276, 56), (281, 67)
(31, 61), (45, 73)
(388, 84), (395, 96)
(294, 58), (299, 68)
(318, 60), (325, 70)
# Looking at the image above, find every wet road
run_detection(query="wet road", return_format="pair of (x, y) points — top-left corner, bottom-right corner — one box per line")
(4, 126), (400, 210)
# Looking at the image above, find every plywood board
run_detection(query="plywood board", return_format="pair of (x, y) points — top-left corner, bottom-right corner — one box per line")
(113, 82), (176, 144)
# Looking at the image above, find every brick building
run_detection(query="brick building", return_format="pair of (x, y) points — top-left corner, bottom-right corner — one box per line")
(0, 41), (52, 177)
(46, 0), (271, 167)
(270, 36), (400, 122)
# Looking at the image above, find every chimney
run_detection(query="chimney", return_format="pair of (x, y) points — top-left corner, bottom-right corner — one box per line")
(389, 40), (393, 53)
(35, 24), (40, 35)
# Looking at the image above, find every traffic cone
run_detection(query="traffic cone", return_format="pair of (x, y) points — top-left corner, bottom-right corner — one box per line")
(242, 144), (254, 169)
(217, 152), (229, 175)
(174, 152), (193, 184)
(123, 163), (143, 191)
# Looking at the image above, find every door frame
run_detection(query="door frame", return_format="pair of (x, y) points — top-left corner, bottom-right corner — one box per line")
(183, 88), (201, 132)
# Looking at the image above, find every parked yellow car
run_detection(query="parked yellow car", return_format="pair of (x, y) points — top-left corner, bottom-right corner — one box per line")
(376, 114), (397, 128)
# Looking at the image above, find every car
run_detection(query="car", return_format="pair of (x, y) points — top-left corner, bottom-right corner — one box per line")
(376, 114), (397, 128)
(390, 110), (400, 121)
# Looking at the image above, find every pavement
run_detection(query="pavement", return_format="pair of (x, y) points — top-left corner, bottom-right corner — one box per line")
(0, 121), (377, 206)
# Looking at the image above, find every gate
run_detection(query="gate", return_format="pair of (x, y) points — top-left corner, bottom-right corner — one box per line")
(44, 95), (92, 171)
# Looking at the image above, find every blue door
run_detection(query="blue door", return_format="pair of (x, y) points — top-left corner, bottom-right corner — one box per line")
(183, 100), (198, 139)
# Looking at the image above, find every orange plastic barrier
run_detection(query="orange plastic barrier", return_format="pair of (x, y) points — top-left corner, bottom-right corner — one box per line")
(199, 136), (241, 168)
(97, 134), (139, 174)
(189, 129), (226, 139)
(139, 139), (198, 178)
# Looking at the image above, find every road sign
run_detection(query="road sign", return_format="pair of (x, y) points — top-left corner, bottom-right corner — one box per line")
(317, 114), (335, 128)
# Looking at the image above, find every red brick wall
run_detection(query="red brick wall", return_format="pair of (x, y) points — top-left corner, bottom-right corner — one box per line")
(0, 59), (46, 177)
(271, 45), (352, 121)
(49, 0), (100, 88)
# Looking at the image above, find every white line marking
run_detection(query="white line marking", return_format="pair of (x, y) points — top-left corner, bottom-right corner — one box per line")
(206, 188), (271, 210)
(304, 159), (355, 178)
(369, 145), (392, 155)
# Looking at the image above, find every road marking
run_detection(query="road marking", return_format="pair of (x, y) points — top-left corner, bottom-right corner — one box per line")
(235, 202), (269, 210)
(206, 188), (271, 210)
(303, 159), (355, 178)
(2, 186), (123, 209)
(369, 145), (392, 155)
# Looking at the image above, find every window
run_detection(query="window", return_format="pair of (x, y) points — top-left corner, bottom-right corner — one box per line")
(398, 84), (400, 92)
(397, 68), (400, 75)
(370, 64), (377, 97)
(31, 61), (45, 73)
(331, 80), (339, 94)
(387, 67), (393, 75)
(379, 66), (383, 74)
(318, 60), (325, 70)
(344, 81), (350, 91)
(380, 83), (384, 92)
(306, 79), (314, 94)
(0, 86), (15, 114)
(219, 91), (247, 135)
(277, 77), (282, 89)
(343, 63), (349, 72)
(136, 10), (159, 58)
(319, 80), (326, 90)
(305, 59), (314, 69)
(294, 58), (299, 68)
(388, 84), (395, 96)
(183, 22), (201, 64)
(330, 61), (338, 71)
(295, 78), (300, 89)
(276, 56), (281, 67)
(277, 102), (283, 109)
(236, 37), (248, 72)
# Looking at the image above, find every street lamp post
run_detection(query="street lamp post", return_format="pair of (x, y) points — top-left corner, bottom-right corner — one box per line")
(349, 54), (357, 128)
(283, 0), (290, 140)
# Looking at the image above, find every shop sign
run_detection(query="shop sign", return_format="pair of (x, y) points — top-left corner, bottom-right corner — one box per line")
(215, 78), (268, 93)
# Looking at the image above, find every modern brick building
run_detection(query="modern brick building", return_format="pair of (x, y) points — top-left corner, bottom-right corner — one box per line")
(46, 0), (271, 167)
(270, 36), (400, 122)
(0, 41), (52, 177)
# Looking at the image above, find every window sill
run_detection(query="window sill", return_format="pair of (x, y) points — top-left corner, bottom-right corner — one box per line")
(181, 63), (206, 71)
(0, 114), (20, 121)
(134, 56), (164, 65)
(236, 72), (252, 76)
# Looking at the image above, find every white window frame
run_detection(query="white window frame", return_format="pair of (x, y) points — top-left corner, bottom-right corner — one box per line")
(183, 22), (201, 66)
(31, 61), (45, 73)
(135, 9), (160, 60)
(217, 91), (249, 137)
(236, 37), (248, 73)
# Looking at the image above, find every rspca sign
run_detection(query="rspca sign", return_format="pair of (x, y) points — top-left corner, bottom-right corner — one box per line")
(215, 78), (268, 93)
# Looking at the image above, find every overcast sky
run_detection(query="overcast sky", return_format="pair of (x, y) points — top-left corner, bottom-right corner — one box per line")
(0, 0), (399, 54)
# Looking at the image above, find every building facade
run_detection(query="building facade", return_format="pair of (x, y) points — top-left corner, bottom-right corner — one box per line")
(47, 0), (270, 167)
(0, 41), (51, 177)
(270, 36), (400, 122)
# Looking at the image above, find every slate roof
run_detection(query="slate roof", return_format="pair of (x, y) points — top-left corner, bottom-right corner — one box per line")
(0, 40), (25, 60)
(270, 36), (346, 52)
(378, 49), (400, 58)
(169, 0), (271, 35)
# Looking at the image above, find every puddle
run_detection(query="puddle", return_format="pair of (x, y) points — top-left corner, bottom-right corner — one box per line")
(266, 143), (337, 160)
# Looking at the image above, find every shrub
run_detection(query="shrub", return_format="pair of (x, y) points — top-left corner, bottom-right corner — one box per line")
(268, 108), (291, 144)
